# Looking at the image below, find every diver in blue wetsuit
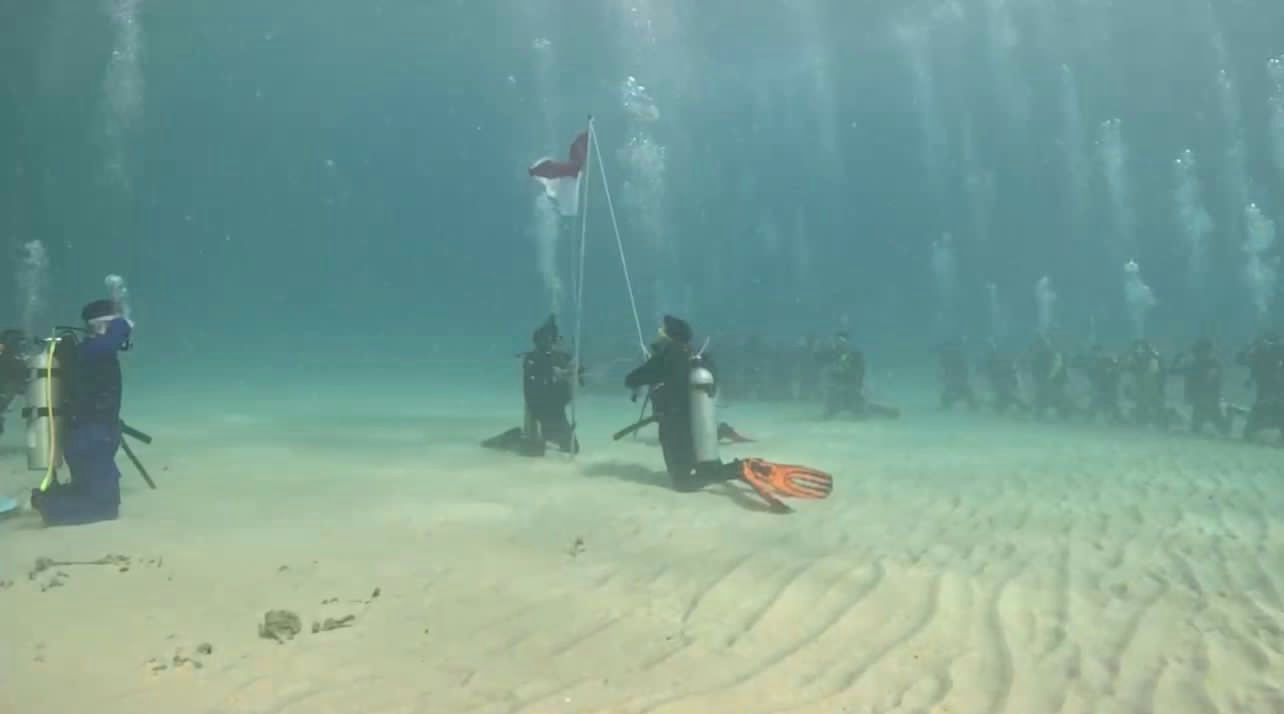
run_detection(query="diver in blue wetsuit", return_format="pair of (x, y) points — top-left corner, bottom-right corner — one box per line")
(31, 299), (133, 527)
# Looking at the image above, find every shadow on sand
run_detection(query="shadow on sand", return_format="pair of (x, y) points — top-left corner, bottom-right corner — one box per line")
(580, 460), (786, 514)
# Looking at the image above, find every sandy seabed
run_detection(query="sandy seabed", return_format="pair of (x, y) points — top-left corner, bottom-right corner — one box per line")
(2, 375), (1283, 714)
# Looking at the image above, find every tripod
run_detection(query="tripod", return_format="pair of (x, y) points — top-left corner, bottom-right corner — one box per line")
(119, 421), (157, 489)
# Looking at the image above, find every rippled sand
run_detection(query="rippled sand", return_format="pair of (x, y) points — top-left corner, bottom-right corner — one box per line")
(2, 377), (1282, 713)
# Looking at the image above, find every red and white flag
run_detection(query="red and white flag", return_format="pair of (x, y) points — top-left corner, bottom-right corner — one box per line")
(528, 131), (589, 217)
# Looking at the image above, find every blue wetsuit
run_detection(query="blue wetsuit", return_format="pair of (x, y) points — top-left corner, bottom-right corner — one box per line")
(37, 318), (131, 526)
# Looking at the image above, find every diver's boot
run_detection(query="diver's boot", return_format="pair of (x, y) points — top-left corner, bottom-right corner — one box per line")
(558, 435), (580, 454)
(518, 436), (547, 457)
(717, 422), (754, 443)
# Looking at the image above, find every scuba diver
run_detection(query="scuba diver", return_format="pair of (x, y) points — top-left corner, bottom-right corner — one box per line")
(482, 314), (580, 456)
(935, 336), (978, 411)
(30, 299), (134, 527)
(0, 329), (29, 436)
(979, 341), (1027, 414)
(1123, 339), (1178, 429)
(1027, 335), (1076, 420)
(1074, 344), (1125, 425)
(1170, 338), (1235, 436)
(622, 315), (832, 510)
(1237, 332), (1284, 442)
(820, 332), (900, 420)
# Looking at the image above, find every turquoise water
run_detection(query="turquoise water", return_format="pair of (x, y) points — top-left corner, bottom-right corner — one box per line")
(4, 0), (1282, 369)
(5, 6), (1284, 710)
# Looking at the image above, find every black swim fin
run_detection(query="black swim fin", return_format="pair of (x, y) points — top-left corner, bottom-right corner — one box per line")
(481, 427), (546, 457)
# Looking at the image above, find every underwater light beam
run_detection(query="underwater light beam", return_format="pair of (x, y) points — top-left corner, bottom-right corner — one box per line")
(1059, 65), (1089, 240)
(102, 0), (144, 188)
(1096, 118), (1135, 261)
(1122, 260), (1157, 340)
(1270, 56), (1284, 183)
(17, 240), (48, 337)
(1243, 203), (1278, 324)
(1035, 275), (1056, 336)
(1173, 149), (1213, 297)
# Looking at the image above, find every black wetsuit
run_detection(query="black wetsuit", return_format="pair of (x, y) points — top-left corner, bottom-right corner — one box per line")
(1239, 338), (1284, 440)
(625, 342), (738, 491)
(824, 348), (865, 419)
(1029, 343), (1075, 420)
(1076, 350), (1124, 424)
(822, 348), (898, 420)
(34, 319), (131, 526)
(981, 350), (1027, 413)
(482, 317), (580, 456)
(1125, 347), (1174, 428)
(1172, 351), (1230, 435)
(523, 347), (577, 453)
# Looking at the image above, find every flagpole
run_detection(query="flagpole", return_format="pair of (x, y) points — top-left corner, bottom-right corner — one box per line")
(568, 115), (593, 456)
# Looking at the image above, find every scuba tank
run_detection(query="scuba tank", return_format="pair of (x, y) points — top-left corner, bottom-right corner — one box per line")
(689, 354), (720, 466)
(23, 336), (69, 471)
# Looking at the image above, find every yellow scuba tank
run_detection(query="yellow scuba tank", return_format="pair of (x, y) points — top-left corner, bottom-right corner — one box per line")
(23, 337), (65, 472)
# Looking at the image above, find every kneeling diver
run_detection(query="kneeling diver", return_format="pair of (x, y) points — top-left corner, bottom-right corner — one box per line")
(623, 315), (833, 510)
(483, 315), (580, 456)
(30, 299), (133, 527)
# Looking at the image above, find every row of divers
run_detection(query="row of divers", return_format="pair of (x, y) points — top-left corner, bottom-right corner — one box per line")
(483, 319), (1284, 488)
(633, 329), (1284, 442)
(934, 333), (1284, 441)
(3, 307), (1276, 527)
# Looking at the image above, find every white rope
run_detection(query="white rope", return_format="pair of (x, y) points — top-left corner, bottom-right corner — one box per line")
(588, 119), (648, 357)
(565, 207), (576, 320)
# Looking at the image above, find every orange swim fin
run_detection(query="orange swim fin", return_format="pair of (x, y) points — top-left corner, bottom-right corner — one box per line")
(737, 457), (833, 509)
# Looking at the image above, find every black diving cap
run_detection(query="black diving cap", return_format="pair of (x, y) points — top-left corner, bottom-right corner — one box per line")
(533, 315), (558, 346)
(662, 315), (692, 344)
(81, 299), (119, 322)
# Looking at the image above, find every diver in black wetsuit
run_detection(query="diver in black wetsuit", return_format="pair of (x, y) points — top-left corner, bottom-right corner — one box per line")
(935, 337), (977, 411)
(1123, 340), (1177, 429)
(482, 315), (580, 456)
(620, 315), (835, 507)
(820, 332), (899, 420)
(31, 300), (133, 526)
(1074, 344), (1125, 425)
(624, 315), (739, 491)
(980, 341), (1027, 414)
(1028, 335), (1075, 420)
(1171, 338), (1233, 436)
(523, 316), (579, 453)
(0, 329), (29, 436)
(1237, 332), (1284, 442)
